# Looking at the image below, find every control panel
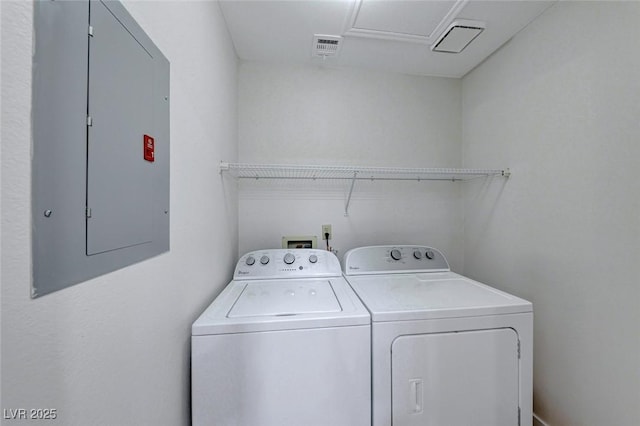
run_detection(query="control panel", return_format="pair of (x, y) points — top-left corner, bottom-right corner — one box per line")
(234, 249), (341, 280)
(342, 245), (450, 275)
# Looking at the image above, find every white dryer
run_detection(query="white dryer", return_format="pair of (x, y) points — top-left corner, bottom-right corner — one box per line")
(192, 249), (371, 426)
(342, 245), (533, 426)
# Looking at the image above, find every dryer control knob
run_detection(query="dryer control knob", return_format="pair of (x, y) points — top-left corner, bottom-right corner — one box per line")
(245, 256), (256, 266)
(283, 253), (295, 265)
(309, 254), (318, 264)
(260, 255), (270, 265)
(413, 250), (422, 260)
(425, 250), (435, 260)
(390, 249), (402, 261)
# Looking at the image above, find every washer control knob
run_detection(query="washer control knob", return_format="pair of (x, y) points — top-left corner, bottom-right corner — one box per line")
(413, 250), (422, 260)
(283, 253), (295, 265)
(245, 256), (256, 266)
(425, 250), (435, 260)
(390, 249), (402, 261)
(260, 255), (270, 265)
(309, 254), (318, 264)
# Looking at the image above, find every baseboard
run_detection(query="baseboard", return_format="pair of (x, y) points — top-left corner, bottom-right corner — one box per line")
(533, 412), (550, 426)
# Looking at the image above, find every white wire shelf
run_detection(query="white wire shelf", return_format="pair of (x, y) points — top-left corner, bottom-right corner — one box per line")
(220, 162), (510, 181)
(220, 162), (510, 216)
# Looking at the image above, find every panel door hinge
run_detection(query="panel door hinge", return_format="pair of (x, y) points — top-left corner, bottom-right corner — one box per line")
(517, 340), (521, 359)
(88, 25), (94, 37)
(86, 207), (92, 218)
(87, 116), (93, 126)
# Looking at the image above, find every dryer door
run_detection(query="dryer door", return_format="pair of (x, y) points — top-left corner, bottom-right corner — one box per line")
(391, 328), (519, 426)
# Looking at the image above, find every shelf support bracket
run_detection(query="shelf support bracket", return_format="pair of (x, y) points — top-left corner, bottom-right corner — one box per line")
(344, 171), (357, 217)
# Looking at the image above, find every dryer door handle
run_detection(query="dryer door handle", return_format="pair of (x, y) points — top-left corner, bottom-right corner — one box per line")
(409, 379), (423, 414)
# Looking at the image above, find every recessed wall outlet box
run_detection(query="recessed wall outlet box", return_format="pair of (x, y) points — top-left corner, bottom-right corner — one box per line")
(282, 236), (318, 249)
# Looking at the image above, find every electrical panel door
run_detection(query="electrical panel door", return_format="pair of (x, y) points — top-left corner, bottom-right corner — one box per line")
(86, 0), (155, 255)
(32, 0), (169, 297)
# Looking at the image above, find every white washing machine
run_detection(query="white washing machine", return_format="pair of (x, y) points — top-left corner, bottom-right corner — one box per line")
(342, 245), (533, 426)
(192, 249), (371, 426)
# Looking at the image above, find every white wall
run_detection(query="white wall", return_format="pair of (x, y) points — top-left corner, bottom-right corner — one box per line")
(238, 63), (464, 269)
(462, 2), (640, 425)
(1, 1), (238, 425)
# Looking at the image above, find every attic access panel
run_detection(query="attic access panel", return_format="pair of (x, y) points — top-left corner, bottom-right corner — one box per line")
(32, 0), (169, 297)
(353, 0), (455, 36)
(87, 0), (155, 255)
(345, 0), (464, 44)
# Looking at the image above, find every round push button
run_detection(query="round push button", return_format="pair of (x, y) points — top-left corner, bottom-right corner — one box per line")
(245, 256), (256, 266)
(260, 255), (270, 265)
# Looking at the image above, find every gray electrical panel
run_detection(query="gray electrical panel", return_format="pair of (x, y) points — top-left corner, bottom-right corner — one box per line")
(32, 0), (170, 297)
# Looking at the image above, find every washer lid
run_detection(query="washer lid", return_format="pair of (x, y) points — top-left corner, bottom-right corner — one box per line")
(346, 272), (532, 321)
(228, 279), (341, 317)
(192, 277), (370, 335)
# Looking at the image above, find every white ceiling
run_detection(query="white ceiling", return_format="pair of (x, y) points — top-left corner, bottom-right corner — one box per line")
(219, 0), (555, 78)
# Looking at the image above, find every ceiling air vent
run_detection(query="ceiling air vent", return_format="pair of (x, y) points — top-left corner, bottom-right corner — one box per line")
(431, 19), (485, 53)
(312, 34), (343, 57)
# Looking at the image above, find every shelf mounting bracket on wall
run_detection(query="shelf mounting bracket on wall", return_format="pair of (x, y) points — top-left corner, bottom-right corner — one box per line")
(344, 171), (358, 217)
